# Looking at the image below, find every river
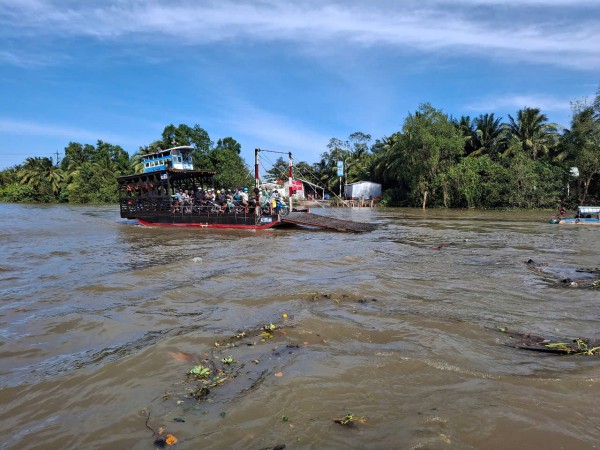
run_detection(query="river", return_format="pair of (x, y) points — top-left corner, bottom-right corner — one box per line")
(0, 203), (598, 449)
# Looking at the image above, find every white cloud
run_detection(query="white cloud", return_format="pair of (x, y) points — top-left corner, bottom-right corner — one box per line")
(225, 104), (331, 161)
(1, 1), (598, 70)
(0, 50), (68, 68)
(0, 117), (131, 145)
(466, 94), (572, 113)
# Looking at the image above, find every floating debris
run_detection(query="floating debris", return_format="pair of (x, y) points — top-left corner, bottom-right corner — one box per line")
(500, 329), (600, 355)
(334, 413), (367, 427)
(526, 259), (600, 289)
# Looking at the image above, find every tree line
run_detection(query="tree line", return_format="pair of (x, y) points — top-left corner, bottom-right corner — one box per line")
(304, 88), (600, 209)
(1, 88), (599, 209)
(0, 125), (253, 204)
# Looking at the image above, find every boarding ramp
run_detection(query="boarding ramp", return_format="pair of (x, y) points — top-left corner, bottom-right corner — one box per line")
(281, 211), (376, 232)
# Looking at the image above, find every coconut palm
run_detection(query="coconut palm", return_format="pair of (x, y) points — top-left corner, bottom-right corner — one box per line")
(471, 113), (505, 157)
(454, 115), (478, 155)
(504, 107), (560, 159)
(19, 157), (65, 195)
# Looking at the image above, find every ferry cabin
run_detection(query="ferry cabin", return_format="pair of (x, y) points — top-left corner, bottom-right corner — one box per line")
(142, 146), (194, 172)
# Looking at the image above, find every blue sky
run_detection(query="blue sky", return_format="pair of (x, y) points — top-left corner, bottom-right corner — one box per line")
(1, 0), (598, 171)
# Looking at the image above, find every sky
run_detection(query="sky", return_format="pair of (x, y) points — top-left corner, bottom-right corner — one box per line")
(0, 0), (599, 171)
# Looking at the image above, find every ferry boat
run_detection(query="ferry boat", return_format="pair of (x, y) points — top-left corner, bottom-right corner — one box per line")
(550, 206), (600, 225)
(117, 147), (293, 230)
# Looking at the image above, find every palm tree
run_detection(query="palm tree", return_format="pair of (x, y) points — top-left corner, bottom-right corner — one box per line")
(470, 113), (504, 157)
(504, 107), (560, 159)
(454, 115), (478, 156)
(19, 157), (65, 196)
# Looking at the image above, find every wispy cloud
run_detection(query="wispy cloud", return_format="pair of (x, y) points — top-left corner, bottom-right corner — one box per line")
(0, 50), (69, 68)
(466, 94), (573, 113)
(0, 117), (130, 144)
(1, 1), (598, 70)
(221, 102), (332, 161)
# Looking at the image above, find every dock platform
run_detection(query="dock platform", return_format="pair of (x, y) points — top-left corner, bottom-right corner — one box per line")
(282, 211), (376, 232)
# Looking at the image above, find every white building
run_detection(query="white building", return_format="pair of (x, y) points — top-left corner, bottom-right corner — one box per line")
(344, 181), (382, 199)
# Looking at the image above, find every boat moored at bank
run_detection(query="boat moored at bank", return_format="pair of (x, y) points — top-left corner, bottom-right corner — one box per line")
(550, 206), (600, 225)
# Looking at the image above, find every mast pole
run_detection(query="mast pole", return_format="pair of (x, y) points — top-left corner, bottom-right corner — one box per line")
(288, 151), (293, 211)
(255, 148), (260, 217)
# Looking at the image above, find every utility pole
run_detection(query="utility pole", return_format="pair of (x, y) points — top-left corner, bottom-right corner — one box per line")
(337, 161), (344, 198)
(53, 150), (61, 166)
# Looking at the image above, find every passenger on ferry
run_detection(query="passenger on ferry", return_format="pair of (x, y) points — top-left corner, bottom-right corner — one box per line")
(216, 189), (226, 206)
(181, 190), (191, 212)
(239, 187), (249, 213)
(269, 190), (278, 214)
(233, 188), (241, 205)
(173, 189), (184, 212)
(259, 190), (270, 213)
(193, 188), (204, 211)
(224, 195), (235, 213)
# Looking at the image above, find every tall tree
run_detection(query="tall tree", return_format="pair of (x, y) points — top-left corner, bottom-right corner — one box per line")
(453, 115), (478, 155)
(19, 156), (65, 199)
(215, 137), (241, 155)
(161, 124), (212, 153)
(564, 101), (600, 204)
(505, 107), (560, 159)
(393, 104), (465, 208)
(203, 147), (252, 189)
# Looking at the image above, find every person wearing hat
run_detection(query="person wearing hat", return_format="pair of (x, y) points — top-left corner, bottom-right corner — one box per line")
(259, 190), (269, 213)
(216, 189), (226, 206)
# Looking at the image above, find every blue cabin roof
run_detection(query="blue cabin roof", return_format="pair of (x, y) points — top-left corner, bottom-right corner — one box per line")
(142, 146), (195, 173)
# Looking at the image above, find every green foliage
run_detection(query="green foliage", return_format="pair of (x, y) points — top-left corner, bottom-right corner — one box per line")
(188, 365), (211, 378)
(447, 156), (508, 208)
(17, 157), (65, 202)
(199, 146), (253, 189)
(562, 101), (600, 204)
(63, 162), (120, 203)
(504, 150), (566, 208)
(377, 104), (465, 208)
(0, 166), (20, 189)
(215, 137), (241, 154)
(0, 182), (37, 202)
(504, 107), (560, 160)
(379, 187), (408, 207)
(162, 124), (213, 152)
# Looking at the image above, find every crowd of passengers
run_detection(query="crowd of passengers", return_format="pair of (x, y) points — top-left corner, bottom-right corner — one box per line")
(172, 187), (286, 215)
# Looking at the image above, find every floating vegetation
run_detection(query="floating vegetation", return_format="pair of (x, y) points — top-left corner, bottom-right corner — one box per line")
(526, 259), (600, 289)
(334, 413), (367, 427)
(180, 323), (306, 402)
(188, 365), (210, 378)
(500, 329), (600, 355)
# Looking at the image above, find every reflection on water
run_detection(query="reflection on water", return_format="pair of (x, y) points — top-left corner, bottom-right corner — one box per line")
(0, 203), (598, 449)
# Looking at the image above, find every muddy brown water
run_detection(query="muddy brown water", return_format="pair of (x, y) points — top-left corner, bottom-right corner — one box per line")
(0, 203), (598, 450)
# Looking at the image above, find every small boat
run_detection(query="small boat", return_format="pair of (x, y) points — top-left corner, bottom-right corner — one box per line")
(550, 206), (600, 225)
